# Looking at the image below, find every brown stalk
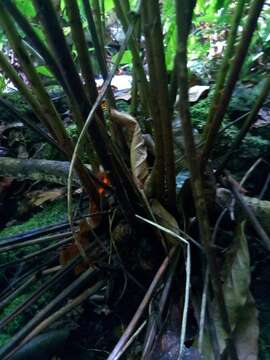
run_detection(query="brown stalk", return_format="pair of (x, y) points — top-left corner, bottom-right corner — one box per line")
(141, 0), (176, 210)
(175, 1), (238, 358)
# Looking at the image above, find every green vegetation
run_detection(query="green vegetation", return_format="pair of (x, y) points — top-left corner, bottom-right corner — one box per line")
(0, 199), (67, 239)
(0, 0), (269, 359)
(190, 97), (270, 168)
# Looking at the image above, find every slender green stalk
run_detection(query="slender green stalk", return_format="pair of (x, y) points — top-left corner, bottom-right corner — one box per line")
(92, 0), (105, 51)
(32, 0), (94, 122)
(113, 0), (151, 118)
(169, 56), (178, 110)
(218, 75), (270, 171)
(82, 0), (115, 107)
(175, 1), (238, 359)
(203, 0), (248, 140)
(72, 0), (125, 149)
(201, 0), (266, 169)
(64, 0), (99, 105)
(142, 0), (176, 210)
(141, 0), (165, 200)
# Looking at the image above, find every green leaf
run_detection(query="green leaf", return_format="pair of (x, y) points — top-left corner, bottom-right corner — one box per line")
(112, 50), (132, 65)
(15, 0), (36, 17)
(104, 0), (114, 12)
(36, 66), (53, 78)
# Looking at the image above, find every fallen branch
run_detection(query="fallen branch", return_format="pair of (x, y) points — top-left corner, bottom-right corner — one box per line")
(21, 280), (105, 346)
(0, 265), (98, 359)
(0, 157), (76, 185)
(0, 157), (111, 192)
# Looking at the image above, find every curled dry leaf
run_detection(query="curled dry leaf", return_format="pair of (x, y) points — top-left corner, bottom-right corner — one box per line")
(110, 109), (149, 187)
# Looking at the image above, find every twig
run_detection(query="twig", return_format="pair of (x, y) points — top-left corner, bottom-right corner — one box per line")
(198, 266), (210, 353)
(107, 243), (177, 360)
(1, 266), (98, 359)
(20, 281), (105, 346)
(142, 249), (180, 359)
(240, 158), (263, 186)
(0, 237), (73, 270)
(114, 321), (147, 360)
(0, 231), (73, 253)
(0, 97), (60, 150)
(0, 242), (98, 331)
(135, 215), (191, 360)
(259, 173), (270, 199)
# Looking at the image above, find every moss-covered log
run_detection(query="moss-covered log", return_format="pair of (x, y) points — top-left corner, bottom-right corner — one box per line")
(0, 157), (77, 185)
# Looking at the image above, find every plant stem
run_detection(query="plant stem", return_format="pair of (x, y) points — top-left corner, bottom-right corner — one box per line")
(33, 0), (96, 124)
(201, 0), (266, 169)
(92, 0), (105, 51)
(0, 266), (97, 359)
(141, 0), (165, 200)
(203, 0), (248, 140)
(113, 0), (151, 119)
(64, 0), (99, 105)
(82, 0), (116, 106)
(142, 0), (176, 210)
(3, 0), (97, 163)
(175, 1), (238, 358)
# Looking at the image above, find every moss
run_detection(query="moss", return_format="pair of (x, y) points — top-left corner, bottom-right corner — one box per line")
(1, 293), (29, 334)
(66, 123), (79, 142)
(0, 334), (11, 347)
(190, 97), (270, 167)
(0, 199), (67, 239)
(1, 92), (30, 119)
